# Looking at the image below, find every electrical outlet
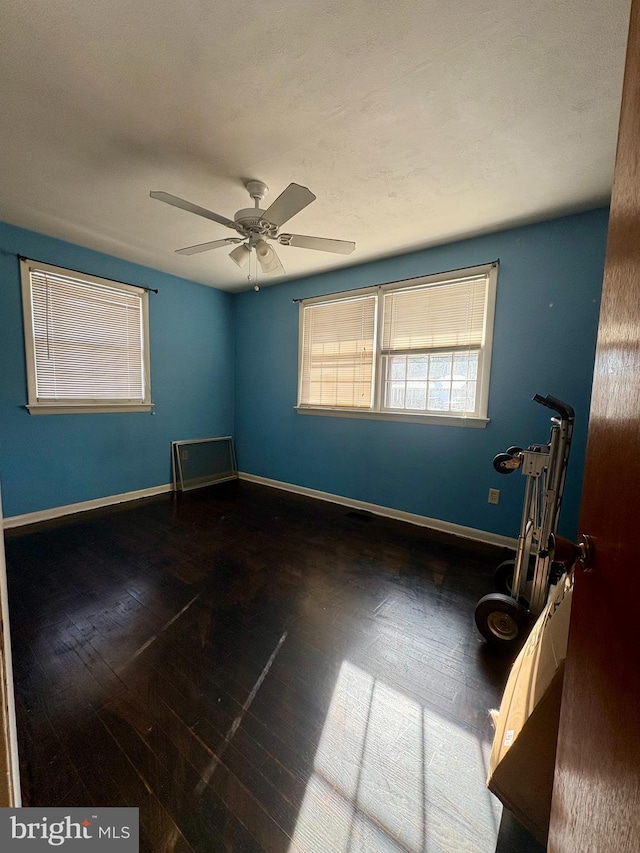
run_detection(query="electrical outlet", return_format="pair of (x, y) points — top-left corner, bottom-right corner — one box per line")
(488, 488), (500, 505)
(180, 448), (189, 461)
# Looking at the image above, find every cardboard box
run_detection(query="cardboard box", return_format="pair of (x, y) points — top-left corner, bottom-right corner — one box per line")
(487, 576), (573, 844)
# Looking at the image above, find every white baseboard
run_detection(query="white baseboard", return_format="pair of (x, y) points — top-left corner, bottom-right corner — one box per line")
(4, 475), (517, 550)
(238, 472), (517, 550)
(3, 484), (173, 529)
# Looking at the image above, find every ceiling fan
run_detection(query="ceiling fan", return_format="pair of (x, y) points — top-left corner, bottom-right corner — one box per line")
(150, 180), (356, 277)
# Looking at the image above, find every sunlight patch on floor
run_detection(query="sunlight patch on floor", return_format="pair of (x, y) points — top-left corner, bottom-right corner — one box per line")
(289, 661), (501, 853)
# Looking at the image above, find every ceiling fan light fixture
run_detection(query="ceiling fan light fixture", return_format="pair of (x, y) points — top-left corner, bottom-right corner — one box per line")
(255, 239), (279, 274)
(229, 243), (251, 268)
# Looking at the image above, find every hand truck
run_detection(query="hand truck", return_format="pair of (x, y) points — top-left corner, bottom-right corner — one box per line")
(475, 394), (575, 647)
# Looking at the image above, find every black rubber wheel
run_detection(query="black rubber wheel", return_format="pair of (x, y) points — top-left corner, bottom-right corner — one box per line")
(494, 559), (516, 594)
(506, 446), (523, 457)
(495, 558), (535, 595)
(475, 593), (531, 647)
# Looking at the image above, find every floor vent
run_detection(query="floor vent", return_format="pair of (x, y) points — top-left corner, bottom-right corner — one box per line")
(172, 436), (237, 492)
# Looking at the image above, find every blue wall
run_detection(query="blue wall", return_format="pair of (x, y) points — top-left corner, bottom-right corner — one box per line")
(0, 221), (234, 518)
(0, 209), (609, 536)
(233, 208), (609, 540)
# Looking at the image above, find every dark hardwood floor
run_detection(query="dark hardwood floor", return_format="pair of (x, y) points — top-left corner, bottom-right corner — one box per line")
(4, 481), (544, 852)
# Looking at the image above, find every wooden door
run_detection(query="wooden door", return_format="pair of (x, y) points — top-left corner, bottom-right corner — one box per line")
(548, 3), (640, 850)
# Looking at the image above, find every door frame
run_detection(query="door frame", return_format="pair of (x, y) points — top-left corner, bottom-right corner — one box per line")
(0, 483), (21, 806)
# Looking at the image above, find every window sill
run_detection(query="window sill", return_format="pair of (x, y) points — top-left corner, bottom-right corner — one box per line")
(26, 403), (154, 415)
(295, 406), (489, 428)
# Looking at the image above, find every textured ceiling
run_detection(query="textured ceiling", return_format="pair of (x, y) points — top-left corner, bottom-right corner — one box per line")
(0, 0), (631, 292)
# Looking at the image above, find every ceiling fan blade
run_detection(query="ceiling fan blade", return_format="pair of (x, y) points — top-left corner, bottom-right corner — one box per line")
(150, 191), (243, 233)
(261, 183), (316, 228)
(175, 238), (242, 256)
(277, 233), (356, 255)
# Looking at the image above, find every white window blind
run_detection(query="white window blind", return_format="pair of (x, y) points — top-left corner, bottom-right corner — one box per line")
(299, 294), (376, 408)
(382, 276), (487, 353)
(21, 260), (152, 413)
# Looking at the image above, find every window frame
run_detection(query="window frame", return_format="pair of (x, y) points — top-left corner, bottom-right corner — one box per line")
(20, 259), (153, 415)
(296, 262), (497, 427)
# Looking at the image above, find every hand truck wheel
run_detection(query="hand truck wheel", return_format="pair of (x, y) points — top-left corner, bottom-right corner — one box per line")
(493, 453), (521, 474)
(494, 558), (535, 596)
(474, 593), (531, 648)
(494, 559), (516, 594)
(506, 446), (523, 457)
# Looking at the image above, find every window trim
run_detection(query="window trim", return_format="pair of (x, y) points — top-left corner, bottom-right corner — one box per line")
(20, 259), (153, 415)
(296, 262), (497, 425)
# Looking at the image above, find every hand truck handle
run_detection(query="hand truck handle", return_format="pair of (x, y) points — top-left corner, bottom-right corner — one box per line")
(532, 394), (575, 422)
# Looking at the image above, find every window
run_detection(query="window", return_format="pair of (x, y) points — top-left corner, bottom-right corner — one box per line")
(299, 293), (376, 409)
(20, 259), (153, 415)
(297, 263), (497, 425)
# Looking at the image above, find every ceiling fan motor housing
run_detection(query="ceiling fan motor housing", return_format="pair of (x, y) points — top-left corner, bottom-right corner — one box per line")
(234, 207), (267, 229)
(234, 208), (278, 236)
(235, 180), (277, 235)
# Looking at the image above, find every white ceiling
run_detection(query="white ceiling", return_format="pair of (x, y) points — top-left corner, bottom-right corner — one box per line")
(0, 0), (631, 292)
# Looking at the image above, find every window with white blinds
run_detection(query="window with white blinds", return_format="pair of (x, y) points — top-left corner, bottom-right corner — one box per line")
(297, 263), (497, 423)
(20, 260), (152, 414)
(381, 276), (487, 416)
(299, 294), (376, 408)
